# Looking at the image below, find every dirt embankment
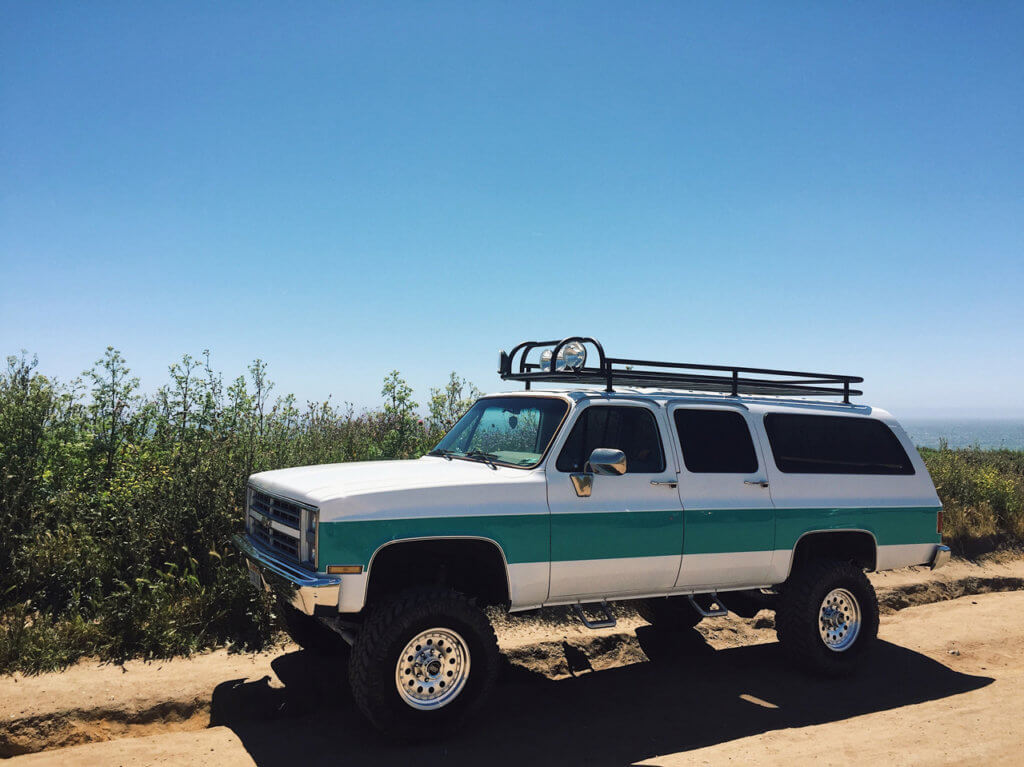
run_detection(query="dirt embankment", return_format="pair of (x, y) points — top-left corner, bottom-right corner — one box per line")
(2, 555), (1023, 763)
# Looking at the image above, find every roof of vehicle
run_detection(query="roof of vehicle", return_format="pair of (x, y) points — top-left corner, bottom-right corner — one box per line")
(482, 387), (892, 421)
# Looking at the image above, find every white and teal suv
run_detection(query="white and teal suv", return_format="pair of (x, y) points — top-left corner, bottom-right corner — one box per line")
(235, 336), (949, 739)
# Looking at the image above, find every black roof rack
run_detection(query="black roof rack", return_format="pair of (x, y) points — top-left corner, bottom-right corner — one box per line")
(499, 337), (863, 403)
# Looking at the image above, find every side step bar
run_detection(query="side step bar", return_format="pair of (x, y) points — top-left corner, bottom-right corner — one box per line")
(572, 601), (617, 630)
(688, 592), (729, 618)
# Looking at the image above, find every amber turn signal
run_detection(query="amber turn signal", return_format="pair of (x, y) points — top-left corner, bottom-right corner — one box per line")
(327, 565), (363, 575)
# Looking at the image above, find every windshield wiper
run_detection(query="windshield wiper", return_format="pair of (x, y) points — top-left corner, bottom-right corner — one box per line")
(465, 450), (499, 470)
(428, 448), (455, 461)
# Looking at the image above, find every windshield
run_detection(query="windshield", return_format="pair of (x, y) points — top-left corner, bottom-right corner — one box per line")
(430, 397), (569, 468)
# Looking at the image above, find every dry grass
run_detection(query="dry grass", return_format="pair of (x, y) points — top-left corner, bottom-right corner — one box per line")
(921, 447), (1024, 554)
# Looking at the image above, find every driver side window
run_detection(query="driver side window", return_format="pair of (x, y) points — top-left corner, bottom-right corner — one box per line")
(555, 406), (665, 473)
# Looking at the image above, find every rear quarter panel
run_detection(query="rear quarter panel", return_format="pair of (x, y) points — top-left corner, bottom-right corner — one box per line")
(751, 406), (942, 581)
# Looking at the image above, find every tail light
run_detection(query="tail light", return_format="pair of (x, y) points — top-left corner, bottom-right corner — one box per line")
(937, 510), (943, 535)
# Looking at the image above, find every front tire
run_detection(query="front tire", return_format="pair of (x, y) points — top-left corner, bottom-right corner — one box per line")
(776, 559), (879, 676)
(348, 587), (500, 740)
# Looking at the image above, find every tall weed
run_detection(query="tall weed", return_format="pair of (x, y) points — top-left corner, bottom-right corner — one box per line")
(920, 447), (1024, 554)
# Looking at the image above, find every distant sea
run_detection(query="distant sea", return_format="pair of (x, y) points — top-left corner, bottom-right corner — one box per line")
(901, 419), (1024, 450)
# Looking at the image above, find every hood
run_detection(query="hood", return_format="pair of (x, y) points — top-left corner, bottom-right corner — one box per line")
(249, 456), (546, 522)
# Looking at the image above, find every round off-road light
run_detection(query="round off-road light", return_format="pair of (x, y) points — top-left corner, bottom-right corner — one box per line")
(558, 341), (587, 371)
(541, 342), (587, 372)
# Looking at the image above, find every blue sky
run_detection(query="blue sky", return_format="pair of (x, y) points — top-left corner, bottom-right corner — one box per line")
(2, 2), (1022, 416)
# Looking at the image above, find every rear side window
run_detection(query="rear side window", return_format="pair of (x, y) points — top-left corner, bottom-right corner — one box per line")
(674, 409), (759, 473)
(556, 406), (666, 473)
(763, 414), (914, 475)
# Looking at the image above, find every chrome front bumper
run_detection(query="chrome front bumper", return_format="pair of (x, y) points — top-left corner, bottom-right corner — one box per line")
(233, 534), (341, 616)
(930, 544), (951, 571)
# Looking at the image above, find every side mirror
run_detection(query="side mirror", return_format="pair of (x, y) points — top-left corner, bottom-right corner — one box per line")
(586, 448), (627, 476)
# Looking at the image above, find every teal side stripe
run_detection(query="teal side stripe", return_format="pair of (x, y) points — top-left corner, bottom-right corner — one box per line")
(684, 506), (941, 555)
(316, 506), (941, 569)
(551, 510), (682, 562)
(317, 513), (549, 568)
(774, 506), (942, 549)
(683, 508), (775, 555)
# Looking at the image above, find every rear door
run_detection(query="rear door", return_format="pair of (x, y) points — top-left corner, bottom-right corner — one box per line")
(546, 401), (684, 600)
(669, 404), (777, 589)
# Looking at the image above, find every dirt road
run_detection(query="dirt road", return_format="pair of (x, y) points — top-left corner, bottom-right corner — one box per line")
(4, 559), (1024, 766)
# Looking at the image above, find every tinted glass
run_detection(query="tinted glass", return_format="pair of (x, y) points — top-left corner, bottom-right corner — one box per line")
(556, 406), (665, 473)
(432, 397), (568, 468)
(674, 409), (759, 473)
(764, 414), (914, 475)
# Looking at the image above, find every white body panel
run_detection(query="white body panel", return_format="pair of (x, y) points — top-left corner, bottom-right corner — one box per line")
(545, 555), (683, 602)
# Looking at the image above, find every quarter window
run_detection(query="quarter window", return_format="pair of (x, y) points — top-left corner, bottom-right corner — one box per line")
(556, 406), (666, 474)
(763, 413), (915, 475)
(674, 409), (759, 473)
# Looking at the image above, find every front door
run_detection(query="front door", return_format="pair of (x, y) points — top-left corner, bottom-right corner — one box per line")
(547, 402), (684, 600)
(669, 404), (776, 589)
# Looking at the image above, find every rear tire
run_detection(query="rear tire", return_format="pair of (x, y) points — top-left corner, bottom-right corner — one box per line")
(636, 596), (703, 631)
(775, 559), (879, 676)
(348, 587), (500, 741)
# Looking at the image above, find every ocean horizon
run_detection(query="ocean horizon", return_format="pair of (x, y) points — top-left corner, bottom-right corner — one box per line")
(900, 419), (1024, 450)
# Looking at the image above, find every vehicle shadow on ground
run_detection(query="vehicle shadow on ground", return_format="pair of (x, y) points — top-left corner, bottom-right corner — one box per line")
(210, 629), (992, 767)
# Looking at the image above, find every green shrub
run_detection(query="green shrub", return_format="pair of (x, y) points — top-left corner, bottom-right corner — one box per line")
(0, 350), (476, 674)
(920, 446), (1024, 554)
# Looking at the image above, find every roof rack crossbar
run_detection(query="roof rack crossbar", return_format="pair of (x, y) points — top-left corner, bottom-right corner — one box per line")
(499, 337), (863, 403)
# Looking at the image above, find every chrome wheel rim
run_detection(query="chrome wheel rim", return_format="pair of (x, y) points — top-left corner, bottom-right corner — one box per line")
(818, 588), (861, 652)
(395, 627), (471, 710)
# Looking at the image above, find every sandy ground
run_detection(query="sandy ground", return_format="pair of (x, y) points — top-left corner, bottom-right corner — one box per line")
(3, 556), (1024, 766)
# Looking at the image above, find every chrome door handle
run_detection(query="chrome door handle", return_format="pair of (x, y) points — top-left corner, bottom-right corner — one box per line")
(744, 479), (770, 488)
(650, 480), (678, 488)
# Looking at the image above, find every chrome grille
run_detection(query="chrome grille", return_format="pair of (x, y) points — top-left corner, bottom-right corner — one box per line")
(252, 522), (301, 559)
(246, 485), (317, 569)
(250, 490), (302, 527)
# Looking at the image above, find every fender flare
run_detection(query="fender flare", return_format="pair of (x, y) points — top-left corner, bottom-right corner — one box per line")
(366, 535), (513, 602)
